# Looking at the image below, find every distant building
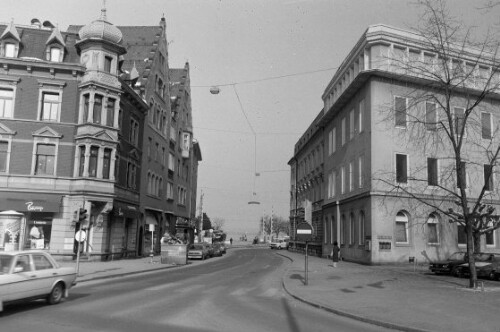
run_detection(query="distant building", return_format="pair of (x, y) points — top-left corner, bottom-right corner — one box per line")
(290, 24), (500, 263)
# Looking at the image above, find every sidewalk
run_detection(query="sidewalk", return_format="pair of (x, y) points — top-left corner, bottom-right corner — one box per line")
(59, 247), (500, 332)
(279, 250), (500, 332)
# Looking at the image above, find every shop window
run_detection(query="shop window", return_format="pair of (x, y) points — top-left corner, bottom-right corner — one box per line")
(40, 91), (60, 121)
(0, 87), (14, 118)
(35, 144), (55, 175)
(395, 211), (409, 244)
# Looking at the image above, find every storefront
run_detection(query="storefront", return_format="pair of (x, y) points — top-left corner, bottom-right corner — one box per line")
(111, 200), (140, 257)
(0, 192), (62, 251)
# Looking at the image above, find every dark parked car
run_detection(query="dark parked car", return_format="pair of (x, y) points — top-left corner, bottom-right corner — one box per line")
(455, 253), (500, 279)
(429, 252), (468, 275)
(212, 243), (223, 257)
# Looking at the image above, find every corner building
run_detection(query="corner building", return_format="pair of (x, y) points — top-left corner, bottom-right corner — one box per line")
(290, 24), (500, 264)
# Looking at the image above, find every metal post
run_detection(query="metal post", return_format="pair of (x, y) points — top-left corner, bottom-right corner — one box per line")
(76, 232), (82, 276)
(305, 241), (309, 286)
(150, 228), (154, 263)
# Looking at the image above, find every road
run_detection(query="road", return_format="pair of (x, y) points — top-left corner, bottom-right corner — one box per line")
(1, 248), (391, 332)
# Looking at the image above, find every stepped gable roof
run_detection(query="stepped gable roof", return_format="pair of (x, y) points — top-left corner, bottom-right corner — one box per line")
(169, 68), (186, 97)
(118, 26), (163, 80)
(0, 23), (80, 63)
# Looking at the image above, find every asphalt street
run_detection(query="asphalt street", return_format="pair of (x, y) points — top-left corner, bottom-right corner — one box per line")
(0, 248), (389, 332)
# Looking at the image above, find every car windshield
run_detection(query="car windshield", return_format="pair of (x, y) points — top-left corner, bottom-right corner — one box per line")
(0, 255), (13, 274)
(448, 252), (466, 261)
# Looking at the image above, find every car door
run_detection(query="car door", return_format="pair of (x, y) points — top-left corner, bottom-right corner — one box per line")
(31, 253), (58, 296)
(7, 254), (40, 300)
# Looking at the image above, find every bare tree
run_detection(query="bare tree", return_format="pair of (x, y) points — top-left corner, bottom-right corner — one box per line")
(211, 217), (226, 231)
(262, 214), (290, 238)
(377, 0), (500, 288)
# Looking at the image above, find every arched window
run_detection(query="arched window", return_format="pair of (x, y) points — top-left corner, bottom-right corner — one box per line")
(395, 211), (409, 244)
(427, 213), (439, 244)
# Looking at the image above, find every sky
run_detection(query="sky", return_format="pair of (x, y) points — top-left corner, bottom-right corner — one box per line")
(2, 0), (498, 239)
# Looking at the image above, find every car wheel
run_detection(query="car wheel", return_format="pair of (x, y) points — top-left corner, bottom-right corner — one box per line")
(47, 283), (64, 305)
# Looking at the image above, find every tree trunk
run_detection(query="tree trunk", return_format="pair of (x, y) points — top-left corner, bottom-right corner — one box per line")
(466, 222), (477, 288)
(473, 232), (481, 254)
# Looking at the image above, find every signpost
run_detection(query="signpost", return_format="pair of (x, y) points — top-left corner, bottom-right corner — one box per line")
(296, 222), (313, 285)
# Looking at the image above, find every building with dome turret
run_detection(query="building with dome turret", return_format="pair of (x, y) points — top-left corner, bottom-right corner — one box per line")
(0, 8), (201, 259)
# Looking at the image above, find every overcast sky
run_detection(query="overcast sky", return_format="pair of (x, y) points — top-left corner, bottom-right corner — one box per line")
(3, 0), (498, 239)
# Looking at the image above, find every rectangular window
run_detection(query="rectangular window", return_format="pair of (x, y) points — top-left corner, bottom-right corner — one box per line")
(93, 95), (102, 124)
(106, 98), (115, 127)
(126, 162), (136, 189)
(79, 146), (85, 176)
(341, 118), (346, 146)
(457, 161), (467, 188)
(358, 99), (364, 133)
(425, 102), (437, 131)
(340, 216), (345, 245)
(427, 158), (438, 186)
(484, 164), (493, 191)
(0, 88), (14, 118)
(428, 223), (438, 244)
(486, 229), (495, 246)
(457, 225), (466, 245)
(88, 146), (99, 178)
(358, 155), (364, 188)
(331, 127), (336, 154)
(83, 94), (90, 123)
(35, 144), (55, 175)
(50, 47), (61, 62)
(341, 166), (345, 194)
(331, 171), (336, 197)
(5, 43), (16, 57)
(102, 148), (111, 179)
(349, 162), (353, 191)
(395, 96), (407, 128)
(349, 109), (355, 140)
(358, 213), (365, 245)
(168, 153), (175, 171)
(481, 112), (492, 139)
(396, 154), (408, 184)
(130, 118), (139, 146)
(328, 172), (333, 198)
(454, 107), (465, 136)
(0, 141), (7, 172)
(166, 182), (174, 200)
(104, 56), (112, 73)
(147, 137), (152, 158)
(328, 130), (333, 155)
(40, 92), (60, 121)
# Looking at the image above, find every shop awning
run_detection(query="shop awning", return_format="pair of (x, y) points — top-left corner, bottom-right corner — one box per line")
(0, 192), (62, 213)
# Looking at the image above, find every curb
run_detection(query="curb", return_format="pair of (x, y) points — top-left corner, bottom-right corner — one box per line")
(277, 251), (432, 332)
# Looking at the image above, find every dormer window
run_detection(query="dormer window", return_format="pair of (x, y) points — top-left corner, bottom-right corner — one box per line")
(4, 43), (16, 57)
(49, 47), (62, 62)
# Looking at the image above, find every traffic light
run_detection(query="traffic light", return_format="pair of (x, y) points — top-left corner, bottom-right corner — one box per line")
(78, 208), (89, 229)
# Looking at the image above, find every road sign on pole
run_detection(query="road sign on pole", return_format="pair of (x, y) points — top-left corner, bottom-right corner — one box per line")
(296, 222), (314, 286)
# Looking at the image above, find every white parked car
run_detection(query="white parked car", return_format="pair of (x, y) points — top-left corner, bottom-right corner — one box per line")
(270, 239), (288, 250)
(0, 250), (77, 312)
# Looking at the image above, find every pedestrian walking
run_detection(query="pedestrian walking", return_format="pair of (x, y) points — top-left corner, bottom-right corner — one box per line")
(330, 241), (340, 267)
(230, 238), (233, 245)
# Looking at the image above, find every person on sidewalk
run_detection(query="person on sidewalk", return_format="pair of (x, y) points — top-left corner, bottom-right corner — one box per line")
(330, 241), (340, 267)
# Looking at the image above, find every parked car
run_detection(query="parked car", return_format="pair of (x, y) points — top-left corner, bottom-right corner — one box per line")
(212, 243), (223, 257)
(455, 253), (500, 279)
(0, 250), (77, 312)
(187, 243), (210, 260)
(219, 242), (226, 254)
(429, 252), (468, 275)
(270, 239), (288, 250)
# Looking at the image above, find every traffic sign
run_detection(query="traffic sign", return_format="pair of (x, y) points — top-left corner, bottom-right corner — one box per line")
(296, 222), (313, 242)
(75, 230), (86, 242)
